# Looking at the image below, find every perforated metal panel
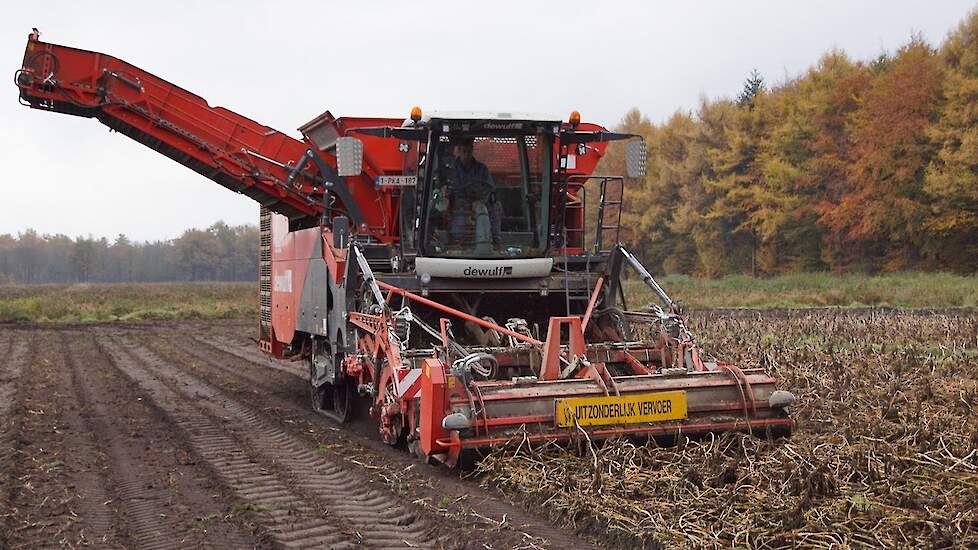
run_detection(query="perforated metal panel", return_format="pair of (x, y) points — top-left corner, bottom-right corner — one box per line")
(626, 139), (647, 178)
(259, 207), (272, 339)
(336, 136), (364, 177)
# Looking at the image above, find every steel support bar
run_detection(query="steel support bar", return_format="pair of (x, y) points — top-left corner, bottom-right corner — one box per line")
(619, 246), (674, 309)
(375, 280), (544, 346)
(436, 417), (794, 449)
(581, 276), (604, 330)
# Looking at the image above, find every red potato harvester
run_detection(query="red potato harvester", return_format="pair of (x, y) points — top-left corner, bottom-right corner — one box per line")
(16, 31), (794, 466)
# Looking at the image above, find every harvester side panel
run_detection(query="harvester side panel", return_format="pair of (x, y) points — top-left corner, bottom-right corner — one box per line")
(269, 219), (324, 345)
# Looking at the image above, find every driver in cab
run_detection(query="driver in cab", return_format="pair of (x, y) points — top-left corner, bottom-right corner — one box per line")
(447, 137), (501, 248)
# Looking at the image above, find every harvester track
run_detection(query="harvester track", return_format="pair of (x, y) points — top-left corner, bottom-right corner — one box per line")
(62, 333), (258, 549)
(98, 331), (440, 549)
(189, 332), (307, 378)
(0, 333), (34, 548)
(0, 323), (604, 550)
(0, 334), (28, 444)
(147, 325), (603, 550)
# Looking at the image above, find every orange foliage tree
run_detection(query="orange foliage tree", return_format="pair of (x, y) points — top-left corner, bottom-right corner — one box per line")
(603, 8), (978, 275)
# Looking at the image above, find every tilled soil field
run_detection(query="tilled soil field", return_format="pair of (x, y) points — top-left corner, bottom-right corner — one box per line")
(2, 311), (976, 549)
(0, 320), (600, 550)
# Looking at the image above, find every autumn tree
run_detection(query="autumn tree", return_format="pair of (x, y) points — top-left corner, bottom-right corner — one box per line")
(746, 51), (870, 272)
(109, 234), (136, 282)
(820, 37), (943, 270)
(698, 97), (764, 275)
(70, 237), (99, 282)
(924, 9), (978, 270)
(174, 228), (223, 281)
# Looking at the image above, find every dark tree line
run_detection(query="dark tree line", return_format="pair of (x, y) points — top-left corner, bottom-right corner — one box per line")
(0, 221), (258, 284)
(604, 8), (978, 275)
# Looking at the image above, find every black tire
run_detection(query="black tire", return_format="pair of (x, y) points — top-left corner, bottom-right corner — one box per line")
(310, 380), (352, 423)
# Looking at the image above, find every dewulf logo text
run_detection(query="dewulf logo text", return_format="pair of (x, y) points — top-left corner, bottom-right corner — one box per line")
(462, 265), (514, 277)
(483, 122), (523, 130)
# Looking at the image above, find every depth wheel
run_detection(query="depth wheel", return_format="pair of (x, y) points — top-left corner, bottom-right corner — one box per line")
(310, 382), (330, 413)
(332, 380), (352, 422)
(310, 381), (352, 423)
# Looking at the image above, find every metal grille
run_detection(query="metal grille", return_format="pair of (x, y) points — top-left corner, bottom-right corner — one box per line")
(626, 139), (647, 178)
(259, 207), (272, 338)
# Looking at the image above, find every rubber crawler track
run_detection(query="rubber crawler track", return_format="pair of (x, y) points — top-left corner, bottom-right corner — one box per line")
(98, 332), (439, 549)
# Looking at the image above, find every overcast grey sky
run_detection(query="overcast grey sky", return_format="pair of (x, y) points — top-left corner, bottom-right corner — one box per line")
(2, 1), (975, 241)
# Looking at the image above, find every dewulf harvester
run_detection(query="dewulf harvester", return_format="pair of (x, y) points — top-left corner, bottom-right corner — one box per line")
(16, 32), (794, 466)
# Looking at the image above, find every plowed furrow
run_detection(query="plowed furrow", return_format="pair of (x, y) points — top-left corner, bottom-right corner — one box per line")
(100, 333), (438, 549)
(154, 329), (602, 550)
(0, 333), (27, 471)
(54, 425), (120, 549)
(190, 334), (305, 378)
(1, 332), (127, 549)
(0, 334), (30, 549)
(0, 336), (27, 422)
(99, 344), (352, 550)
(64, 334), (257, 550)
(158, 334), (295, 395)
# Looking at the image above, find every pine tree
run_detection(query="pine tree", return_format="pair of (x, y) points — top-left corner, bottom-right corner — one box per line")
(737, 69), (766, 108)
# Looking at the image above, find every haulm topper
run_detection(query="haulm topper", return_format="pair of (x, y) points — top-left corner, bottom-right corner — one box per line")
(16, 31), (794, 466)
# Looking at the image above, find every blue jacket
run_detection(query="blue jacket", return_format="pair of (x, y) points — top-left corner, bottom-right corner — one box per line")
(452, 158), (494, 199)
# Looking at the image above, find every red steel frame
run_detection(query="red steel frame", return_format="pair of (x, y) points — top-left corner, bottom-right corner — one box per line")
(16, 32), (793, 462)
(360, 278), (791, 462)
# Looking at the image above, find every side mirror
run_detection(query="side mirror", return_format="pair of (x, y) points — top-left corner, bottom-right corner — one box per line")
(625, 139), (647, 179)
(336, 136), (364, 177)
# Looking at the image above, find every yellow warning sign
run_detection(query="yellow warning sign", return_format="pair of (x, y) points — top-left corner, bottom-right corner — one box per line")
(555, 391), (688, 428)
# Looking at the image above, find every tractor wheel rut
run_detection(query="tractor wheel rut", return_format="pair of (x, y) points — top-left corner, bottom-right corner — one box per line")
(142, 325), (604, 550)
(0, 332), (31, 549)
(163, 333), (302, 398)
(0, 334), (28, 450)
(98, 331), (441, 549)
(62, 332), (260, 549)
(189, 332), (307, 378)
(3, 322), (604, 550)
(1, 330), (129, 549)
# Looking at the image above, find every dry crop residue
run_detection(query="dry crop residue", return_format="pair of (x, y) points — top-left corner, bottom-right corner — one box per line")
(478, 310), (978, 549)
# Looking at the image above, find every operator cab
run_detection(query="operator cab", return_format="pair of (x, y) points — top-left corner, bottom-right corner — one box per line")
(418, 112), (558, 260)
(339, 109), (646, 279)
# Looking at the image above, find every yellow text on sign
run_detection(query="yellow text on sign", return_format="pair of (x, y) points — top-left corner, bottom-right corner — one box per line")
(555, 391), (688, 428)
